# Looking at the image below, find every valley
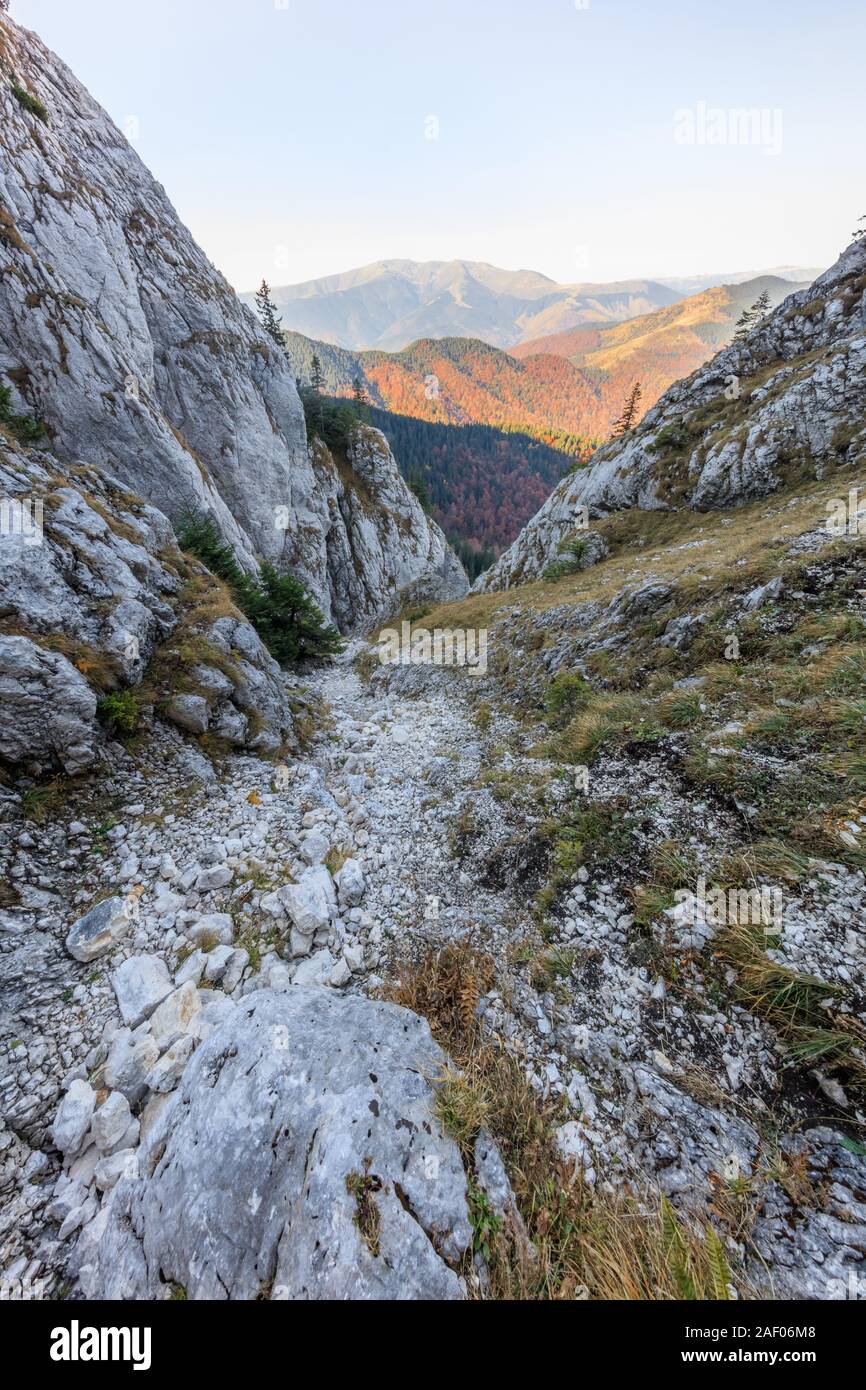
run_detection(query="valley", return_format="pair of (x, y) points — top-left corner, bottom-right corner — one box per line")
(0, 2), (863, 1313)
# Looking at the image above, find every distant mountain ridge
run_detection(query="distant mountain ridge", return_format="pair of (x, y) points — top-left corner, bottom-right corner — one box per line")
(282, 274), (807, 447)
(511, 275), (808, 426)
(657, 265), (823, 296)
(241, 258), (824, 352)
(279, 273), (815, 566)
(476, 236), (865, 592)
(241, 260), (682, 351)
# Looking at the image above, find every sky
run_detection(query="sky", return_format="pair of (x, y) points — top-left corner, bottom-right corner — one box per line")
(11, 0), (865, 293)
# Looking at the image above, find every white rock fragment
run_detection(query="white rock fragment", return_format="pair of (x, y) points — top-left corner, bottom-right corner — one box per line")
(51, 1080), (96, 1157)
(112, 955), (172, 1029)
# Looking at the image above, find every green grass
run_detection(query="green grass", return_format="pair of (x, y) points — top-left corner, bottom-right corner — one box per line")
(11, 82), (48, 123)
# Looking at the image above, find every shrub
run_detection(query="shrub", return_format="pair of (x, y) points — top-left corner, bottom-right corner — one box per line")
(97, 690), (140, 738)
(11, 82), (48, 123)
(176, 511), (343, 666)
(647, 421), (689, 455)
(543, 535), (592, 582)
(247, 564), (344, 663)
(0, 383), (45, 446)
(543, 671), (593, 726)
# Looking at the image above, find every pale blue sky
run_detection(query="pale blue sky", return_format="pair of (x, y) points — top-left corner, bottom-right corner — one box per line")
(12, 0), (865, 291)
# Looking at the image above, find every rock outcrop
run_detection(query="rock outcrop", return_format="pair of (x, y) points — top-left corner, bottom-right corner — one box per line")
(0, 444), (296, 772)
(77, 988), (483, 1300)
(0, 12), (465, 627)
(312, 426), (468, 630)
(477, 235), (866, 590)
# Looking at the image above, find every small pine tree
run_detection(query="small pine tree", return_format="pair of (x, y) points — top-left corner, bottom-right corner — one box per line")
(254, 280), (285, 352)
(310, 354), (325, 393)
(351, 375), (370, 429)
(176, 512), (342, 666)
(610, 382), (642, 438)
(407, 468), (431, 511)
(735, 290), (772, 341)
(250, 564), (344, 664)
(753, 289), (771, 319)
(307, 354), (328, 434)
(734, 305), (756, 340)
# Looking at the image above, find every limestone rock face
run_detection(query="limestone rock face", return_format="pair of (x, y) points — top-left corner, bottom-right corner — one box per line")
(311, 427), (468, 631)
(0, 13), (465, 627)
(0, 446), (296, 770)
(82, 988), (479, 1300)
(477, 235), (866, 590)
(0, 632), (97, 774)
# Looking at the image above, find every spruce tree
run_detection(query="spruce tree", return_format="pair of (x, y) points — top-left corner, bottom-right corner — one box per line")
(310, 354), (325, 393)
(351, 375), (370, 425)
(610, 382), (642, 438)
(254, 280), (285, 351)
(734, 304), (756, 340)
(308, 354), (327, 434)
(735, 290), (772, 341)
(753, 289), (772, 319)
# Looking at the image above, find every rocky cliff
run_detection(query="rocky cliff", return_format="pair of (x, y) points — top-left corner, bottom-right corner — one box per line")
(477, 234), (866, 590)
(0, 444), (299, 772)
(0, 12), (465, 628)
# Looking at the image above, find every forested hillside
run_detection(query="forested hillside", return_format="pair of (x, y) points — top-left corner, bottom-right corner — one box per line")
(366, 408), (581, 575)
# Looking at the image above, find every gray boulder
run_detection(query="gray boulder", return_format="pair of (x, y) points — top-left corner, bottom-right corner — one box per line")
(103, 1029), (160, 1107)
(335, 857), (366, 909)
(0, 635), (97, 774)
(283, 866), (337, 937)
(80, 988), (486, 1300)
(112, 956), (173, 1029)
(51, 1080), (96, 1157)
(66, 897), (130, 963)
(165, 695), (210, 735)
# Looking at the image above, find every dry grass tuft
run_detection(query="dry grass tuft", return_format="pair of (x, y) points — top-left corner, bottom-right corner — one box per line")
(384, 940), (744, 1299)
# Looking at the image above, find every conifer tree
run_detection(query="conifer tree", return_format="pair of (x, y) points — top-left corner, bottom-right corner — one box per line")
(310, 354), (325, 393)
(351, 375), (370, 425)
(733, 304), (756, 339)
(610, 381), (642, 438)
(735, 290), (772, 341)
(254, 280), (285, 352)
(753, 289), (772, 319)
